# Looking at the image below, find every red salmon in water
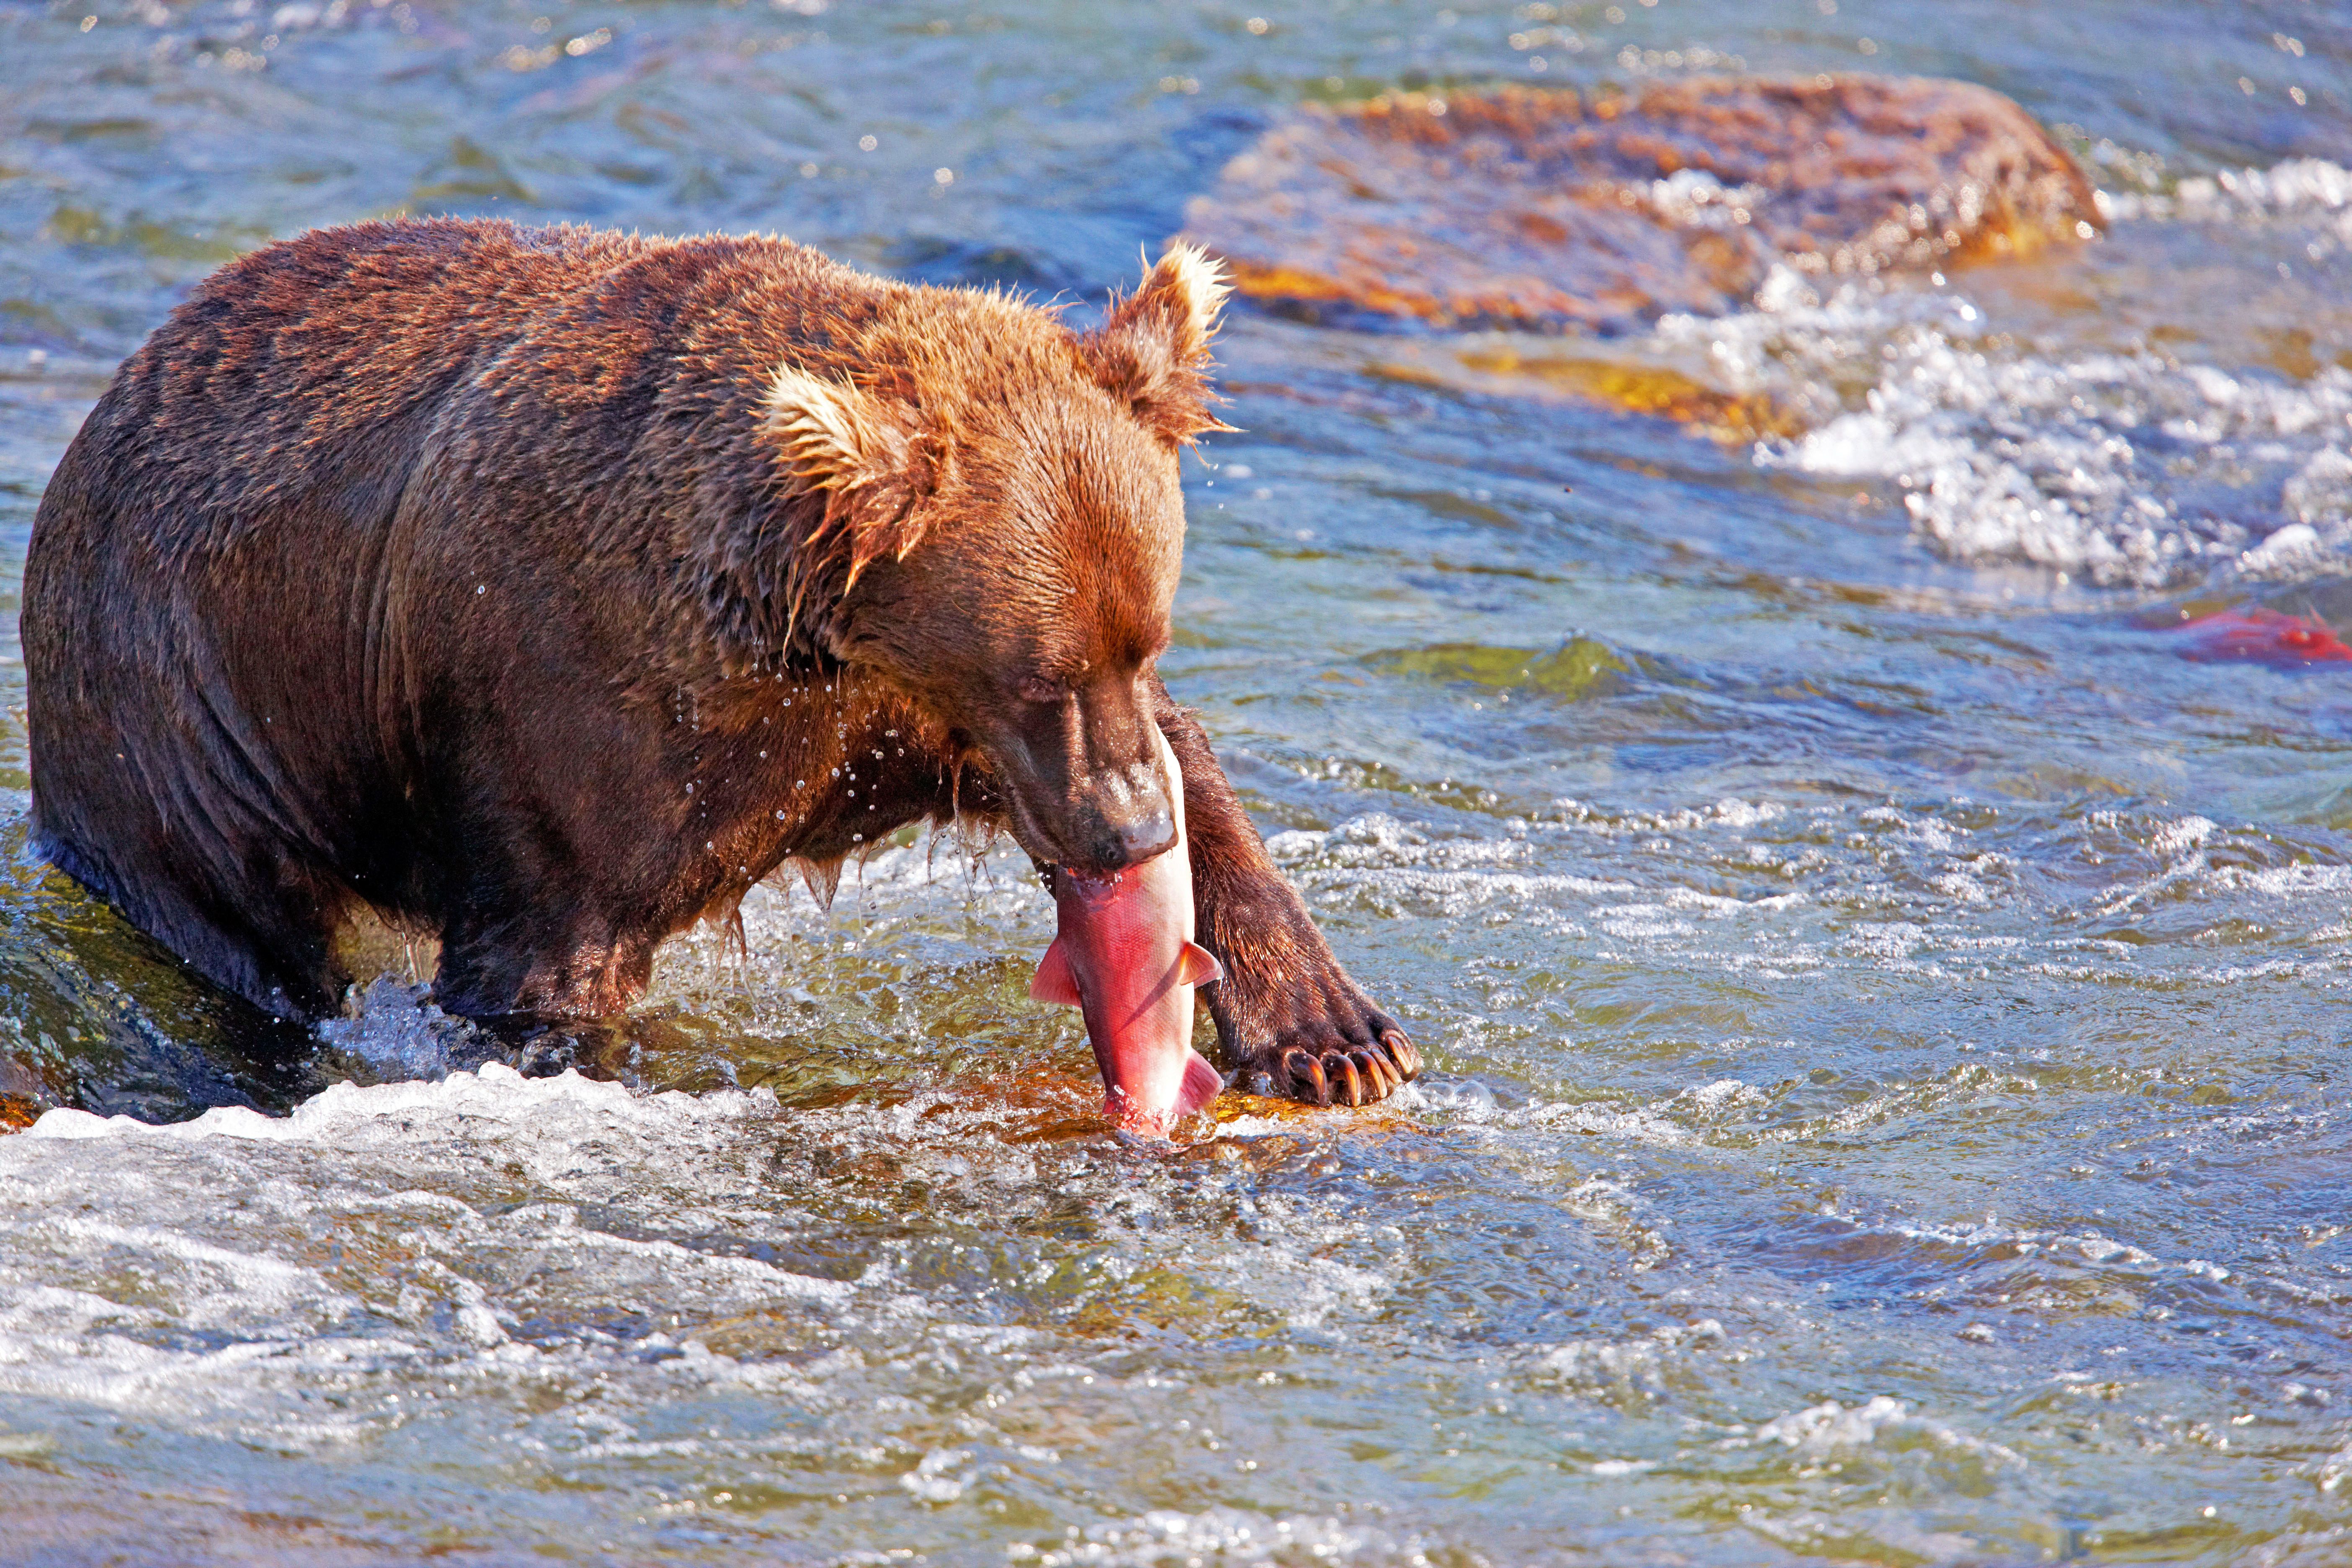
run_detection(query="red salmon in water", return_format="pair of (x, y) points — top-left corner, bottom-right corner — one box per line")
(1030, 728), (1225, 1136)
(2166, 606), (2352, 668)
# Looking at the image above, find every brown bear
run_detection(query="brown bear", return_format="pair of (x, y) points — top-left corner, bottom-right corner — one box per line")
(22, 218), (1418, 1109)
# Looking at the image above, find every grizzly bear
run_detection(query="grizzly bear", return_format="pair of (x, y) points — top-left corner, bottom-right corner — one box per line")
(23, 218), (1418, 1108)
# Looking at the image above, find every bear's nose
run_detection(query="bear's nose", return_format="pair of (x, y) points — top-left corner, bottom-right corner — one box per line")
(1077, 757), (1177, 872)
(1102, 802), (1177, 869)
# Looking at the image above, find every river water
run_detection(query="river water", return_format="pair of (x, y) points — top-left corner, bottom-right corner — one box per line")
(3, 2), (2351, 1563)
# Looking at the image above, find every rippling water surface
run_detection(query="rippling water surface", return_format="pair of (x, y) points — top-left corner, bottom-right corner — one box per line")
(4, 2), (2352, 1563)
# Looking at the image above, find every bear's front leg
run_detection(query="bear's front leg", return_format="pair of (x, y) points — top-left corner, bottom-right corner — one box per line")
(1151, 683), (1421, 1107)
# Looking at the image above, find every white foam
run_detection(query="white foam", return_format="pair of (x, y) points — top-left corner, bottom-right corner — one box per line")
(1753, 1395), (1910, 1451)
(0, 1059), (910, 1451)
(1523, 1319), (1725, 1405)
(1651, 171), (2352, 585)
(1758, 336), (2352, 583)
(899, 1445), (975, 1503)
(1026, 1507), (1385, 1567)
(28, 1060), (762, 1146)
(2087, 814), (2352, 922)
(2102, 157), (2352, 223)
(1743, 1395), (2024, 1466)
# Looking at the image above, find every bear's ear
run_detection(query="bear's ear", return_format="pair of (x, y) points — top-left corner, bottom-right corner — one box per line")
(764, 364), (943, 586)
(1079, 242), (1237, 450)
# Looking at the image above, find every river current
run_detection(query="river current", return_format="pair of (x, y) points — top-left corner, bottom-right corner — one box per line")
(2, 2), (2350, 1563)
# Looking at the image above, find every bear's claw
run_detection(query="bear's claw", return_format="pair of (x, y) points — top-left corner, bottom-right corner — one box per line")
(1378, 1029), (1421, 1078)
(1238, 997), (1419, 1107)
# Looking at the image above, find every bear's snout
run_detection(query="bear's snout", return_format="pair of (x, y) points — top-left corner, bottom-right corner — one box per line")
(982, 682), (1186, 877)
(1097, 797), (1177, 872)
(1069, 758), (1178, 874)
(994, 738), (1181, 878)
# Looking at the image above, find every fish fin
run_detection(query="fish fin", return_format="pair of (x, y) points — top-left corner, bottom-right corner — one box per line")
(1175, 941), (1224, 987)
(1029, 938), (1082, 1006)
(1176, 1049), (1223, 1117)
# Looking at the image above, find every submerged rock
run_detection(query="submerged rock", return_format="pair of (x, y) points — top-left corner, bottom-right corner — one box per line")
(1369, 340), (1803, 441)
(1182, 74), (2098, 334)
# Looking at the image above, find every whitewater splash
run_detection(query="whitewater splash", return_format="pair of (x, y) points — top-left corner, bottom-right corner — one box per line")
(1669, 157), (2352, 587)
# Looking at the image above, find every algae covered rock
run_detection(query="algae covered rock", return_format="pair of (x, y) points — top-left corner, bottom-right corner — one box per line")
(1182, 74), (2099, 333)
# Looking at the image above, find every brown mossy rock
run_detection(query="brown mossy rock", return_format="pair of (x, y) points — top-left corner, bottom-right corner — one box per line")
(1370, 342), (1803, 441)
(1181, 73), (2099, 333)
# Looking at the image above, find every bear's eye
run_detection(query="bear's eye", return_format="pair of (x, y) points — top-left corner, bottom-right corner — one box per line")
(1017, 675), (1068, 705)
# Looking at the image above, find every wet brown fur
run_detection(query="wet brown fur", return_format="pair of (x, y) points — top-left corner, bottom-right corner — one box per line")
(23, 218), (1417, 1105)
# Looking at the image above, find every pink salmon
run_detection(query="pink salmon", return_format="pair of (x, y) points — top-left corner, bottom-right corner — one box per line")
(1030, 727), (1225, 1136)
(2163, 605), (2352, 668)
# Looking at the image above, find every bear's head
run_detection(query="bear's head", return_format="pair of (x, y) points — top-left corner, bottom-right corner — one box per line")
(764, 243), (1232, 875)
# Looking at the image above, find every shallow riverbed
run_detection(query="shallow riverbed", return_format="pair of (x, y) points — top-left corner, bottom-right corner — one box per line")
(3, 1), (2352, 1563)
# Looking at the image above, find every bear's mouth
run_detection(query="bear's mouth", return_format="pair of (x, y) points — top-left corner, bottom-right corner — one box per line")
(956, 689), (1181, 879)
(995, 779), (1177, 881)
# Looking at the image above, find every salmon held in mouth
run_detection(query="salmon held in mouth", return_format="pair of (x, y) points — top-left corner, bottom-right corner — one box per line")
(1031, 727), (1225, 1136)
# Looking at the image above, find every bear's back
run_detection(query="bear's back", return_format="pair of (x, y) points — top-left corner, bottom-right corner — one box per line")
(50, 220), (668, 565)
